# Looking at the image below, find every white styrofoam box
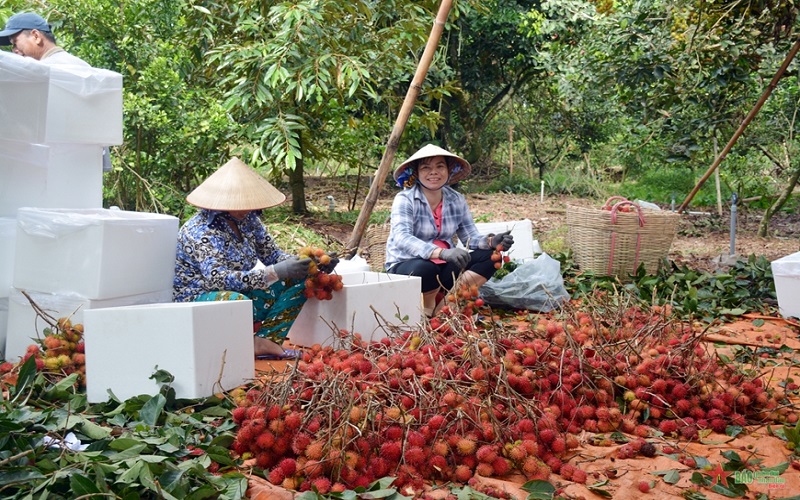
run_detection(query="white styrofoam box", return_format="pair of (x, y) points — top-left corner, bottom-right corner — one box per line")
(13, 208), (178, 299)
(0, 297), (8, 361)
(771, 251), (800, 319)
(4, 287), (173, 362)
(0, 218), (16, 298)
(0, 52), (123, 145)
(457, 219), (535, 261)
(83, 301), (254, 403)
(0, 52), (50, 143)
(288, 271), (421, 348)
(335, 255), (371, 274)
(0, 140), (104, 217)
(46, 64), (123, 145)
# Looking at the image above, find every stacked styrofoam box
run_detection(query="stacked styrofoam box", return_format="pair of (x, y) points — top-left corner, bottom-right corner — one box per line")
(83, 301), (255, 402)
(0, 52), (123, 145)
(0, 218), (15, 359)
(457, 219), (536, 262)
(0, 140), (104, 217)
(771, 251), (800, 319)
(0, 52), (125, 360)
(5, 288), (173, 362)
(288, 271), (421, 348)
(4, 208), (179, 362)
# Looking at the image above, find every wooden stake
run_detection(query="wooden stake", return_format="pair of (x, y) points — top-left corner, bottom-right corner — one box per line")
(345, 0), (454, 257)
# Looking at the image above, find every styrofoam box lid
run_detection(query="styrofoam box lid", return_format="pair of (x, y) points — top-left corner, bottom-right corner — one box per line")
(16, 207), (176, 239)
(771, 251), (800, 276)
(14, 208), (178, 299)
(49, 64), (122, 94)
(0, 51), (50, 82)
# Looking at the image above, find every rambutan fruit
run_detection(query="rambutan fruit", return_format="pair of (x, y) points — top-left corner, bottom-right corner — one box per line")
(255, 450), (276, 469)
(384, 424), (404, 441)
(572, 468), (587, 483)
(404, 446), (426, 466)
(406, 430), (426, 447)
(453, 464), (473, 483)
(550, 437), (567, 454)
(546, 456), (563, 474)
(429, 414), (446, 431)
(432, 439), (450, 456)
(679, 425), (699, 441)
(491, 456), (512, 476)
(310, 477), (332, 494)
(476, 445), (498, 464)
(516, 418), (536, 434)
(710, 418), (727, 433)
(560, 463), (575, 480)
(304, 440), (325, 460)
(231, 406), (248, 424)
(633, 425), (650, 438)
(267, 466), (286, 485)
(658, 419), (678, 435)
(507, 444), (527, 462)
(369, 457), (391, 478)
(638, 480), (650, 493)
(284, 411), (303, 430)
(266, 404), (282, 420)
(291, 432), (312, 455)
(475, 462), (494, 476)
(380, 440), (403, 462)
(456, 438), (477, 456)
(255, 431), (276, 450)
(538, 428), (556, 445)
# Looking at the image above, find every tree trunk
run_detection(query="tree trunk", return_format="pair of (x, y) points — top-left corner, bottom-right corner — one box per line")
(758, 161), (800, 236)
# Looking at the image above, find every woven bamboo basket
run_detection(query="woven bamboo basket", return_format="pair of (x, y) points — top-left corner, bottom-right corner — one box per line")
(566, 197), (680, 278)
(364, 221), (391, 272)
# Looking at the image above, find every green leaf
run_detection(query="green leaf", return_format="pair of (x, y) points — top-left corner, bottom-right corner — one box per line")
(520, 479), (556, 498)
(79, 418), (112, 440)
(587, 479), (613, 497)
(652, 469), (682, 484)
(139, 394), (167, 427)
(752, 319), (765, 327)
(70, 473), (103, 495)
(0, 469), (46, 486)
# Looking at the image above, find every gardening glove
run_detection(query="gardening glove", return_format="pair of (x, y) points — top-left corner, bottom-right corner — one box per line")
(490, 231), (515, 251)
(318, 252), (340, 274)
(273, 256), (312, 280)
(440, 248), (471, 269)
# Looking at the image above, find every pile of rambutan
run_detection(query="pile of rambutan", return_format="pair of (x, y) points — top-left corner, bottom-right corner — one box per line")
(0, 317), (86, 388)
(227, 282), (795, 496)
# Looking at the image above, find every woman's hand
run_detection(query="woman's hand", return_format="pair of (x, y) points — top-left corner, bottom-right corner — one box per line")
(490, 231), (514, 251)
(273, 256), (312, 280)
(440, 248), (471, 269)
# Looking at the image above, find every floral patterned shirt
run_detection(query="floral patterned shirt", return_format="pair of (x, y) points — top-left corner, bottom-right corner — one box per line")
(173, 209), (290, 302)
(384, 184), (490, 270)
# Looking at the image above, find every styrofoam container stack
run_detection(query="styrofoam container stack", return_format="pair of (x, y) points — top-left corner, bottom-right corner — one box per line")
(0, 218), (15, 298)
(83, 301), (255, 403)
(288, 271), (421, 348)
(0, 140), (104, 217)
(0, 52), (123, 145)
(771, 251), (800, 319)
(13, 208), (179, 299)
(457, 219), (536, 262)
(4, 288), (173, 363)
(0, 298), (8, 361)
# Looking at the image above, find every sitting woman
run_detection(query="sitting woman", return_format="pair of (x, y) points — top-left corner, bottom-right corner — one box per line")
(173, 157), (336, 358)
(384, 144), (513, 317)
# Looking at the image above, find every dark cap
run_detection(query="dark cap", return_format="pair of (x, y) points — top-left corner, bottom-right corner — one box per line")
(0, 12), (51, 46)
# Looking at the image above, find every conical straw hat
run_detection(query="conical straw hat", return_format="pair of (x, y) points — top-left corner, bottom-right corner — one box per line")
(186, 158), (286, 211)
(393, 144), (472, 187)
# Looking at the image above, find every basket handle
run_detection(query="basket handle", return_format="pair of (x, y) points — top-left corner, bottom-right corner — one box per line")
(603, 196), (630, 209)
(607, 201), (645, 275)
(609, 201), (646, 227)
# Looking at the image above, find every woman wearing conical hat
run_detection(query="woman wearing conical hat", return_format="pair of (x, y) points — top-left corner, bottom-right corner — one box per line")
(173, 158), (338, 358)
(385, 144), (514, 317)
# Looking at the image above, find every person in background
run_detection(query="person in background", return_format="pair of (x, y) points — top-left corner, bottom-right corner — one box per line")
(1, 12), (112, 172)
(173, 157), (337, 358)
(0, 12), (89, 66)
(384, 144), (514, 317)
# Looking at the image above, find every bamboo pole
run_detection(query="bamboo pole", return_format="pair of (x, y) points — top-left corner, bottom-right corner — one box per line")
(678, 37), (800, 213)
(345, 0), (454, 257)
